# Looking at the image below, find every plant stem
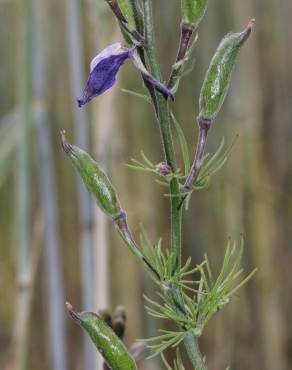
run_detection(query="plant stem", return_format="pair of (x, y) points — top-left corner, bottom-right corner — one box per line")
(184, 332), (206, 370)
(168, 24), (194, 90)
(143, 0), (181, 271)
(143, 1), (207, 368)
(182, 122), (210, 193)
(179, 121), (210, 209)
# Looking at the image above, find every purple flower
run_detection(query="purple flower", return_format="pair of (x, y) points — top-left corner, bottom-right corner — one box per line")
(77, 43), (135, 107)
(77, 43), (174, 108)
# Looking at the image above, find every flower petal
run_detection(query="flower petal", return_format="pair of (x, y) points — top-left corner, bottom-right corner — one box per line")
(77, 44), (135, 107)
(90, 43), (122, 71)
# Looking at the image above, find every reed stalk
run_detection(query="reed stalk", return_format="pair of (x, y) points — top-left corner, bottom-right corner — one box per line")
(64, 0), (96, 369)
(33, 2), (68, 370)
(12, 1), (33, 368)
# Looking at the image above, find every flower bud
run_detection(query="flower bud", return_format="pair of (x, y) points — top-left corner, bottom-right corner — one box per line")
(112, 317), (126, 339)
(98, 310), (113, 328)
(113, 306), (127, 338)
(77, 43), (135, 107)
(61, 131), (122, 219)
(66, 303), (137, 370)
(155, 162), (171, 176)
(114, 305), (127, 322)
(77, 44), (173, 107)
(181, 0), (208, 30)
(198, 19), (255, 124)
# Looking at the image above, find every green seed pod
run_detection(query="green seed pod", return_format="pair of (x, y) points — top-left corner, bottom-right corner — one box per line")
(61, 131), (122, 219)
(181, 0), (208, 30)
(199, 19), (255, 124)
(66, 303), (137, 370)
(129, 0), (144, 35)
(118, 0), (136, 27)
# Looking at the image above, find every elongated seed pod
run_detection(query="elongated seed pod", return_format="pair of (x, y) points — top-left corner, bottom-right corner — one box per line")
(181, 0), (208, 30)
(66, 303), (137, 370)
(118, 0), (136, 27)
(198, 19), (255, 124)
(61, 131), (122, 219)
(129, 0), (144, 35)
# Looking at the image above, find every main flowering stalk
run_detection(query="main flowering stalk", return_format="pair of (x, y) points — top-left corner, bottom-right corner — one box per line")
(142, 1), (206, 368)
(143, 0), (181, 274)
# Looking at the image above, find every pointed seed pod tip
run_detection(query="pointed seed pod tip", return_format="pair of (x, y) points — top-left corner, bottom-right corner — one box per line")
(60, 130), (72, 154)
(66, 302), (81, 323)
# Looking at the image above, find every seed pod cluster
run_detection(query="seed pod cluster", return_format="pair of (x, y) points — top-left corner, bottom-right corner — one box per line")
(198, 19), (255, 124)
(66, 303), (137, 370)
(61, 131), (122, 219)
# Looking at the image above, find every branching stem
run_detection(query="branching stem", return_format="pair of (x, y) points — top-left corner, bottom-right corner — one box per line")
(179, 121), (210, 209)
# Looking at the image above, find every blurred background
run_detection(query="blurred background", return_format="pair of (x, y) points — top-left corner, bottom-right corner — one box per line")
(1, 0), (292, 370)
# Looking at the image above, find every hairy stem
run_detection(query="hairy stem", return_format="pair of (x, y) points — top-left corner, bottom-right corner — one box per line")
(184, 332), (206, 370)
(143, 1), (207, 368)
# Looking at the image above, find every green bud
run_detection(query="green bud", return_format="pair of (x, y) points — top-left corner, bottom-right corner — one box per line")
(66, 303), (137, 370)
(199, 19), (255, 124)
(181, 0), (208, 30)
(61, 131), (122, 219)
